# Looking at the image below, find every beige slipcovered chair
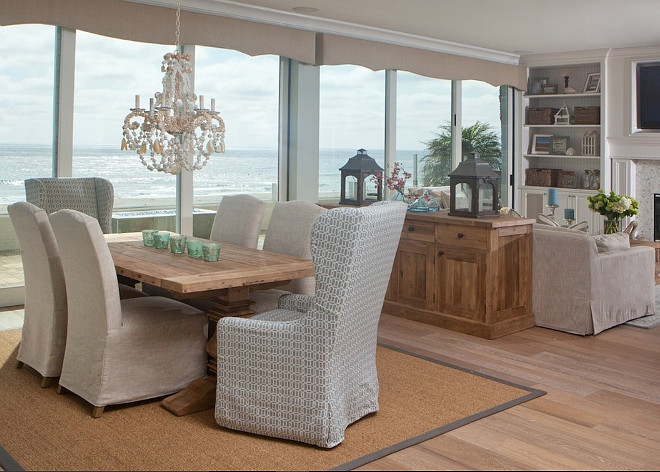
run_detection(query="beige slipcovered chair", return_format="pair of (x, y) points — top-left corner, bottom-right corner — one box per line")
(215, 200), (408, 447)
(8, 202), (145, 388)
(249, 200), (326, 313)
(532, 224), (655, 335)
(209, 194), (266, 248)
(50, 209), (208, 418)
(25, 177), (115, 234)
(8, 202), (68, 387)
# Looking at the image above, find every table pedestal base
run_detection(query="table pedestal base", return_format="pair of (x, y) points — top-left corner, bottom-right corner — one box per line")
(161, 377), (216, 416)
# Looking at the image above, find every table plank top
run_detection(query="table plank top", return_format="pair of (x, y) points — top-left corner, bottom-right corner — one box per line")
(106, 233), (314, 295)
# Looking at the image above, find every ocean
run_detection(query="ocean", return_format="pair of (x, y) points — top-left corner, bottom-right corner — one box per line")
(0, 144), (427, 208)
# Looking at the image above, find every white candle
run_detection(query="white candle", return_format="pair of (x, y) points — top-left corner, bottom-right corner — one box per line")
(199, 95), (205, 109)
(211, 98), (216, 112)
(149, 98), (154, 112)
(135, 94), (140, 109)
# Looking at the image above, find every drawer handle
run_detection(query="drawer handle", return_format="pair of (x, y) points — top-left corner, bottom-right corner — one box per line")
(407, 226), (415, 232)
(457, 232), (464, 238)
(438, 250), (444, 256)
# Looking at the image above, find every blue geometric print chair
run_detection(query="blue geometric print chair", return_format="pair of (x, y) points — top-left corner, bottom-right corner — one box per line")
(25, 177), (115, 234)
(214, 200), (408, 448)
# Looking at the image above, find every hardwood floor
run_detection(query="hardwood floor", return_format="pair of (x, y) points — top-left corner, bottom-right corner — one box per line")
(363, 313), (660, 471)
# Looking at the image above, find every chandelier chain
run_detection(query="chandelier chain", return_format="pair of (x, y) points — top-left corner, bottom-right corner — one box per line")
(175, 0), (181, 49)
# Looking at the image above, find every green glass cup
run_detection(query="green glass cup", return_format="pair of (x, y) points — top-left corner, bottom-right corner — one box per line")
(142, 229), (157, 247)
(186, 238), (204, 259)
(152, 231), (170, 250)
(202, 241), (221, 262)
(170, 234), (187, 254)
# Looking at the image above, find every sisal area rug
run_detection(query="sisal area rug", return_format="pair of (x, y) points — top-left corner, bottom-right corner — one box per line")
(0, 329), (544, 471)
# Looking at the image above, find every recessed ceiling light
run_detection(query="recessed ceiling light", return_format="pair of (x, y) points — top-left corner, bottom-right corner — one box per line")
(292, 6), (319, 13)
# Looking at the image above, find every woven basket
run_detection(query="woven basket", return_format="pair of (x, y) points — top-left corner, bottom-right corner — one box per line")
(574, 106), (600, 124)
(525, 168), (560, 187)
(526, 107), (560, 125)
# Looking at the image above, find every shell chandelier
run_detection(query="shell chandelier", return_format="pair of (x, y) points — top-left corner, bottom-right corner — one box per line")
(121, 0), (225, 175)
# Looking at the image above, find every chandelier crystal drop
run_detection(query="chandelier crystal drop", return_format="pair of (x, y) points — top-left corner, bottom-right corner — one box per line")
(121, 0), (225, 175)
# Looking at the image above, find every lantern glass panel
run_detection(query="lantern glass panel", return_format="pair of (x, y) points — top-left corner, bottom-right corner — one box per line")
(363, 175), (378, 202)
(479, 183), (494, 211)
(344, 176), (358, 201)
(454, 183), (472, 212)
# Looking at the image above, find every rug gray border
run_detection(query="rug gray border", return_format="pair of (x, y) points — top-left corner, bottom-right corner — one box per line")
(331, 342), (546, 471)
(0, 444), (23, 471)
(0, 340), (544, 472)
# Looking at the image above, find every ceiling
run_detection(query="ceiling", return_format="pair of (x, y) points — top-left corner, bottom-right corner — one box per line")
(135, 0), (660, 60)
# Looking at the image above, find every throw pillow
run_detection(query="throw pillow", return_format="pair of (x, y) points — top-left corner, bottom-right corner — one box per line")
(537, 214), (559, 227)
(592, 232), (630, 252)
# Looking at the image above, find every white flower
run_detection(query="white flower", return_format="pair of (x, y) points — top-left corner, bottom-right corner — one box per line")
(499, 206), (511, 216)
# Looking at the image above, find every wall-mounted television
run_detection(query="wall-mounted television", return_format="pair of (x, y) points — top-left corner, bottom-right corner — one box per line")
(637, 61), (660, 130)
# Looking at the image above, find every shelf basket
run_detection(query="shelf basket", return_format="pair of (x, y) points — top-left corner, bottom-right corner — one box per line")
(581, 131), (600, 156)
(573, 106), (600, 124)
(525, 168), (560, 187)
(526, 107), (560, 125)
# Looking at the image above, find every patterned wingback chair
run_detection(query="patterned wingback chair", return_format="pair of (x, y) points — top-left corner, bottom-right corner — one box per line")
(24, 177), (114, 233)
(215, 200), (408, 448)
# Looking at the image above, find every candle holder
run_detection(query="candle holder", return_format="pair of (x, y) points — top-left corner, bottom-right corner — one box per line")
(563, 218), (575, 227)
(545, 204), (559, 221)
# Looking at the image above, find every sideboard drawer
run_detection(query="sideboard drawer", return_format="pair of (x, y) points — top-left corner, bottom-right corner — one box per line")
(436, 224), (487, 249)
(400, 220), (435, 242)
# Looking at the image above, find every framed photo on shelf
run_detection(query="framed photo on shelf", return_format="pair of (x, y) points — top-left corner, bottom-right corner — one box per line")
(528, 77), (548, 95)
(531, 134), (552, 154)
(541, 83), (558, 95)
(561, 172), (577, 189)
(584, 72), (601, 93)
(551, 136), (570, 155)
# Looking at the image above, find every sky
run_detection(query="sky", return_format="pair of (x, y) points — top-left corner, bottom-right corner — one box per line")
(0, 24), (502, 151)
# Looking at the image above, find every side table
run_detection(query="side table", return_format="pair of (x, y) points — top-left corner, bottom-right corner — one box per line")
(629, 239), (660, 285)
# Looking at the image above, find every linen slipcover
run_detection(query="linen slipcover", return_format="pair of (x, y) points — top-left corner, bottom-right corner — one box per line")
(215, 200), (408, 448)
(49, 209), (208, 416)
(209, 194), (266, 248)
(532, 224), (655, 335)
(250, 200), (326, 313)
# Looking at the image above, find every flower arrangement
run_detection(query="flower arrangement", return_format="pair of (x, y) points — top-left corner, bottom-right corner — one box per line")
(371, 161), (411, 195)
(586, 189), (639, 233)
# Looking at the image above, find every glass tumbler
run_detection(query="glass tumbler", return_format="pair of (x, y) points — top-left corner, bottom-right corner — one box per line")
(142, 229), (157, 247)
(202, 241), (221, 262)
(186, 238), (204, 259)
(152, 231), (170, 249)
(170, 234), (187, 254)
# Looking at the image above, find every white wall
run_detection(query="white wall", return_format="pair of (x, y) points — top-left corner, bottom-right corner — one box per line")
(606, 46), (660, 240)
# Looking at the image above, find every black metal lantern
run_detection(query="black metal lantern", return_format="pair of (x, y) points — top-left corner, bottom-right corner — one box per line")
(448, 152), (500, 218)
(339, 148), (384, 206)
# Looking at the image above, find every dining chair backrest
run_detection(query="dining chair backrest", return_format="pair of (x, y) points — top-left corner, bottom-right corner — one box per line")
(25, 177), (114, 233)
(209, 194), (266, 248)
(7, 201), (68, 382)
(262, 200), (326, 294)
(50, 209), (123, 337)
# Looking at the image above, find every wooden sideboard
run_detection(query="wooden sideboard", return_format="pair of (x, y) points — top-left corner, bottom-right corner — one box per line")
(383, 212), (536, 339)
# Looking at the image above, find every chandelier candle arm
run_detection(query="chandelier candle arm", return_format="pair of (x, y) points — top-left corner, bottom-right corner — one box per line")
(120, 0), (225, 175)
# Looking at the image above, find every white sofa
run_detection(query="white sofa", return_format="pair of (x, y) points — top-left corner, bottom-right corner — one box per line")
(532, 224), (655, 335)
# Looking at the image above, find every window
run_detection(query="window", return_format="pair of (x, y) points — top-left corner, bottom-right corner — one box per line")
(74, 32), (176, 213)
(319, 65), (385, 201)
(193, 48), (279, 207)
(397, 71), (452, 191)
(0, 24), (55, 297)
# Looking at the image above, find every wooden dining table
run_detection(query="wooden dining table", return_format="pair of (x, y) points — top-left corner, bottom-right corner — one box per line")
(105, 232), (315, 416)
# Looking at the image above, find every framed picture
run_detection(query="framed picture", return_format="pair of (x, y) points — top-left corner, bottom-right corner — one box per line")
(541, 83), (558, 95)
(584, 72), (601, 93)
(551, 136), (570, 155)
(531, 134), (552, 154)
(561, 172), (577, 189)
(528, 77), (548, 95)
